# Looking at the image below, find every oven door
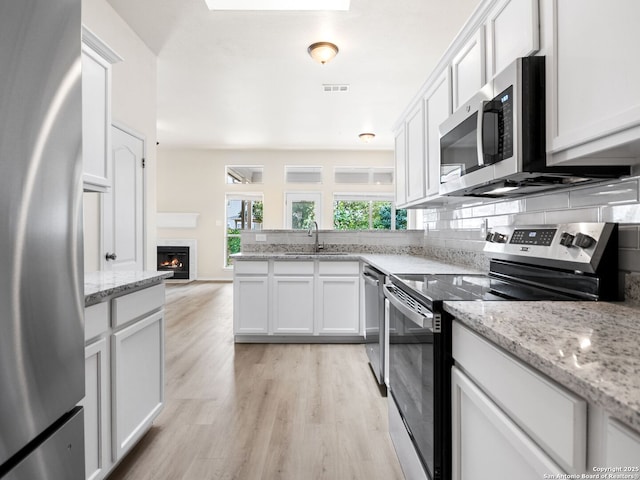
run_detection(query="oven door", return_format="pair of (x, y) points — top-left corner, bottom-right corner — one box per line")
(384, 284), (451, 480)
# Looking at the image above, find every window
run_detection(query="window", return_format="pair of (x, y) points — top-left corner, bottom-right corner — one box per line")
(284, 166), (323, 184)
(226, 165), (263, 184)
(225, 193), (263, 267)
(285, 192), (321, 229)
(333, 194), (406, 230)
(334, 167), (394, 185)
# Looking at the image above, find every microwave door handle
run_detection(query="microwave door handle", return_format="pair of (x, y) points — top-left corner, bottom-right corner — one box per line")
(476, 101), (488, 167)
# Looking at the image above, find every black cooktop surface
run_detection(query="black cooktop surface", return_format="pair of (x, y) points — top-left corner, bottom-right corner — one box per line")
(390, 273), (579, 308)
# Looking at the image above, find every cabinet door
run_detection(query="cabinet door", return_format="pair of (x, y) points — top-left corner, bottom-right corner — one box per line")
(605, 417), (640, 467)
(425, 70), (451, 196)
(406, 103), (426, 203)
(549, 0), (640, 162)
(486, 0), (539, 78)
(80, 338), (110, 480)
(394, 126), (407, 206)
(272, 277), (314, 334)
(451, 367), (564, 480)
(451, 30), (486, 111)
(234, 276), (269, 334)
(316, 276), (359, 335)
(82, 44), (111, 192)
(112, 310), (164, 460)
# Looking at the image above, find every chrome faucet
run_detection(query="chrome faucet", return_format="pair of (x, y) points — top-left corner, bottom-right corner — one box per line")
(308, 220), (323, 253)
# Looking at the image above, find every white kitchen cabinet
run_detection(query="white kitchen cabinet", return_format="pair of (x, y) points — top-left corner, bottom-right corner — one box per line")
(112, 310), (164, 460)
(546, 0), (640, 165)
(588, 404), (640, 470)
(234, 259), (361, 339)
(80, 282), (166, 479)
(405, 102), (426, 203)
(424, 69), (451, 197)
(317, 261), (361, 336)
(485, 0), (539, 79)
(81, 337), (110, 480)
(452, 321), (587, 474)
(394, 126), (407, 207)
(451, 29), (486, 112)
(234, 276), (269, 334)
(81, 27), (122, 193)
(451, 366), (564, 480)
(272, 276), (314, 334)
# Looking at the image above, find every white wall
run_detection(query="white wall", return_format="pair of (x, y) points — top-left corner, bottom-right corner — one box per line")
(82, 0), (157, 272)
(157, 148), (397, 280)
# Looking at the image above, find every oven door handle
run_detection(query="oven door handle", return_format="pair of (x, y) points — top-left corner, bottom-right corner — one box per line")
(383, 284), (432, 330)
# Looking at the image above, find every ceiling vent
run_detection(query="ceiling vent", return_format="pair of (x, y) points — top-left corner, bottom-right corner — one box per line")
(323, 84), (350, 93)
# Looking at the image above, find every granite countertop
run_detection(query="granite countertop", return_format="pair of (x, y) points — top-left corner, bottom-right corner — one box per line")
(444, 300), (640, 432)
(84, 270), (173, 306)
(232, 252), (483, 276)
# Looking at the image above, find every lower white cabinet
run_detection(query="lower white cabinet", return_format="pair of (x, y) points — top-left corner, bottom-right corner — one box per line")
(233, 276), (269, 334)
(272, 276), (315, 334)
(233, 259), (361, 339)
(316, 276), (359, 334)
(451, 366), (563, 480)
(81, 338), (109, 480)
(81, 282), (166, 480)
(112, 310), (164, 460)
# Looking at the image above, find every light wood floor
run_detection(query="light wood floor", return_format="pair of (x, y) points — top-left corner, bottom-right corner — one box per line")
(107, 281), (405, 480)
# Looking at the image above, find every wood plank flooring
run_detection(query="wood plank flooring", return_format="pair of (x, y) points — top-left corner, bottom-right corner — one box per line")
(107, 281), (404, 480)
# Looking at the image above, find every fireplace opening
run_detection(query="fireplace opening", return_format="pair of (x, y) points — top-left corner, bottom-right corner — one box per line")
(157, 246), (190, 280)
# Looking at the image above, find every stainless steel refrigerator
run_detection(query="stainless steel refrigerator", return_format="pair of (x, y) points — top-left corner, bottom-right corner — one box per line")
(0, 0), (85, 478)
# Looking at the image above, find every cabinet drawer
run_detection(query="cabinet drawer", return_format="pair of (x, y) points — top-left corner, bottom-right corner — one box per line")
(318, 261), (359, 275)
(234, 261), (268, 275)
(452, 321), (587, 473)
(112, 283), (165, 329)
(273, 261), (314, 275)
(85, 301), (109, 342)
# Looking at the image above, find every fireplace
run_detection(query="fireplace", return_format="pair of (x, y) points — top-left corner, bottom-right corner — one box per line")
(157, 246), (190, 280)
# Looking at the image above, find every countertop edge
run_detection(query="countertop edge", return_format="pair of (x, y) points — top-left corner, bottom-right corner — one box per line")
(84, 271), (173, 306)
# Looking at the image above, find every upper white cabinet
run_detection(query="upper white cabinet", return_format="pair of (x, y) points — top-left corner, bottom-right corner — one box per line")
(394, 126), (407, 207)
(405, 103), (426, 203)
(545, 0), (640, 165)
(81, 27), (122, 192)
(424, 70), (451, 197)
(485, 0), (539, 79)
(451, 30), (486, 112)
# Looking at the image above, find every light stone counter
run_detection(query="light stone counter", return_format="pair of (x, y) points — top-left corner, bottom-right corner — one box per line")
(232, 252), (484, 276)
(84, 270), (173, 306)
(444, 300), (640, 432)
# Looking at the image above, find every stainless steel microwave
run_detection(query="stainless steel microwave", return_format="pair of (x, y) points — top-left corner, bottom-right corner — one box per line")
(438, 56), (628, 197)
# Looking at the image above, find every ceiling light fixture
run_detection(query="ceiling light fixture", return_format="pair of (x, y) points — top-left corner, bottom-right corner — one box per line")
(308, 42), (339, 65)
(358, 133), (375, 143)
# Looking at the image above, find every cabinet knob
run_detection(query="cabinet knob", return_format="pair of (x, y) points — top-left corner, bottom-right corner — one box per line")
(105, 252), (117, 261)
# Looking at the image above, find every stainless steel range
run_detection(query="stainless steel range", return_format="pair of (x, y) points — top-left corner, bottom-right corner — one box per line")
(385, 223), (621, 480)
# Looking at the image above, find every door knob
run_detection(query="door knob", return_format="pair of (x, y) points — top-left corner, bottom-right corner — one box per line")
(105, 252), (117, 261)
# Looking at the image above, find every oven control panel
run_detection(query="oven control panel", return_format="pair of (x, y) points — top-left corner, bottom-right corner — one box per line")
(484, 223), (616, 273)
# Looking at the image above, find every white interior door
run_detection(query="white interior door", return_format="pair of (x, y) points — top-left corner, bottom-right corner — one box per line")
(102, 124), (144, 270)
(285, 192), (322, 229)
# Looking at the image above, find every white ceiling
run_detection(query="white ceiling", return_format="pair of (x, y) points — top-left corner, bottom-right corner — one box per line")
(106, 0), (480, 150)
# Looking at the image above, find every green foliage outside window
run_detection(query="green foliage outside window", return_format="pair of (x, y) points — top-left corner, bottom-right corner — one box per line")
(226, 228), (241, 265)
(334, 200), (407, 230)
(292, 201), (315, 229)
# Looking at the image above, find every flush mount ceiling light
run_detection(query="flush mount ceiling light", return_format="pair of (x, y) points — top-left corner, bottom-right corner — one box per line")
(308, 42), (339, 65)
(358, 133), (376, 143)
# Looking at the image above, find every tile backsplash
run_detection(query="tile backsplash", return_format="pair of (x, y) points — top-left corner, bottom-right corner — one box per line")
(422, 175), (640, 303)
